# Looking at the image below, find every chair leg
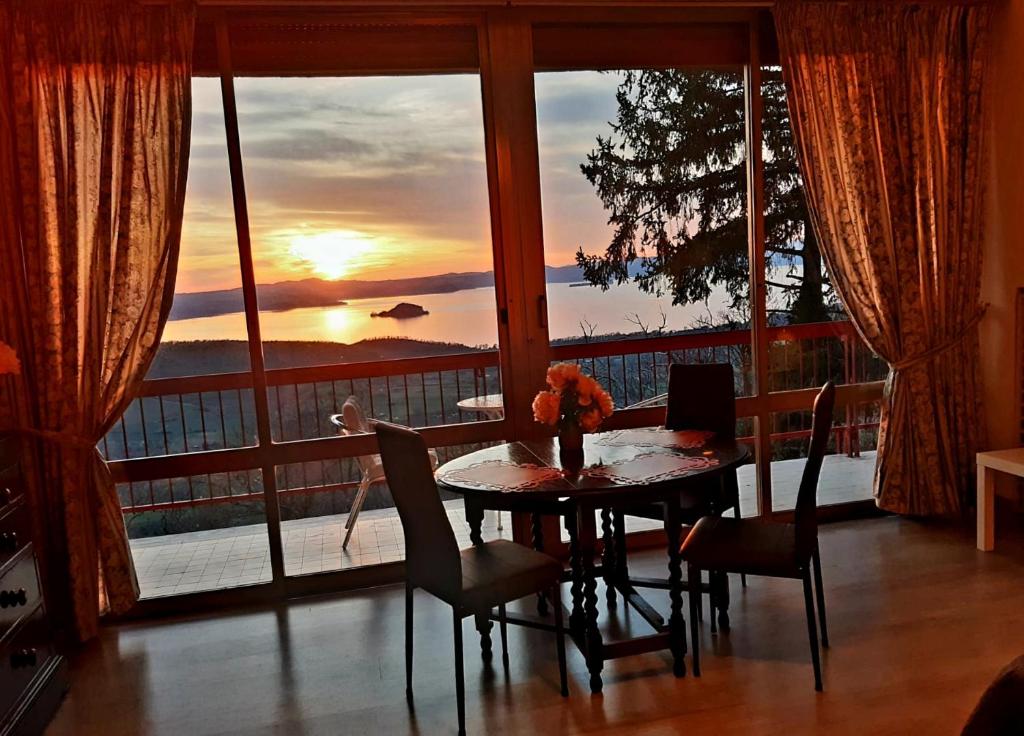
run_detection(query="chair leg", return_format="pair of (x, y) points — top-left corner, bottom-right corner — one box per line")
(812, 546), (829, 648)
(802, 568), (823, 692)
(498, 602), (509, 670)
(709, 569), (717, 634)
(551, 583), (569, 697)
(453, 608), (467, 736)
(496, 510), (504, 532)
(342, 474), (372, 549)
(688, 563), (701, 677)
(405, 583), (414, 698)
(733, 502), (747, 588)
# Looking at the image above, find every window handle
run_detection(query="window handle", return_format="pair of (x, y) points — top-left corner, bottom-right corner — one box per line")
(537, 295), (548, 329)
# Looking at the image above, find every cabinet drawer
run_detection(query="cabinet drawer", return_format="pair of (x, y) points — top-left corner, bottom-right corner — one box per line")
(0, 605), (55, 723)
(0, 503), (30, 571)
(0, 549), (41, 640)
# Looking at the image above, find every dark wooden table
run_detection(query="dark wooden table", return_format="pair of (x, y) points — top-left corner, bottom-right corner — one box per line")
(436, 429), (749, 694)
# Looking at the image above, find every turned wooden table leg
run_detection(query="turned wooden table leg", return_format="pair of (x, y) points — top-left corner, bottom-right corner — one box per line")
(664, 497), (687, 677)
(577, 504), (604, 694)
(465, 498), (484, 547)
(566, 511), (584, 633)
(532, 512), (550, 616)
(601, 508), (617, 604)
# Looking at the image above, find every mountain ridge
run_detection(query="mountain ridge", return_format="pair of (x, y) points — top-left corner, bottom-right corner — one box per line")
(169, 264), (586, 321)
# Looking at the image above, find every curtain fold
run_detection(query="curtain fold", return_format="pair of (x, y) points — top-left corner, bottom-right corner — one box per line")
(773, 1), (991, 516)
(0, 0), (193, 640)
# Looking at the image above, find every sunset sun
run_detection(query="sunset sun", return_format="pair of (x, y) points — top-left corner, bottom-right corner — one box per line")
(288, 230), (377, 280)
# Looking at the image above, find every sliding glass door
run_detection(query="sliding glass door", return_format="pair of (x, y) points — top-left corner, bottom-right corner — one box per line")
(103, 8), (884, 608)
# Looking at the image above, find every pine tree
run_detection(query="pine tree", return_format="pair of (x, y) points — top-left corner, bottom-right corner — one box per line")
(577, 68), (835, 325)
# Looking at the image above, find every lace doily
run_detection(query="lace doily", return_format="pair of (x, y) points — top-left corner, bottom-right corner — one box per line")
(437, 459), (565, 492)
(594, 428), (714, 450)
(581, 452), (719, 485)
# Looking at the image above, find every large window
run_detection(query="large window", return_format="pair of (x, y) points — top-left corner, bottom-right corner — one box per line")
(103, 11), (885, 606)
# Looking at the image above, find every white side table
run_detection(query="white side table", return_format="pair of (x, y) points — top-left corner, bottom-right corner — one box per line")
(976, 448), (1024, 551)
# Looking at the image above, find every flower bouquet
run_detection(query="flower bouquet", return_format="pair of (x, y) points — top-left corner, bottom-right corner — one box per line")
(532, 363), (614, 458)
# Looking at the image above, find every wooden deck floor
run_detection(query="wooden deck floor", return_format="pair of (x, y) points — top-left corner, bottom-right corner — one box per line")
(129, 452), (878, 598)
(49, 514), (1024, 736)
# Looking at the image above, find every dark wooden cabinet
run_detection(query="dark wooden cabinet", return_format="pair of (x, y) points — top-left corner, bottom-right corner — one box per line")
(0, 435), (68, 736)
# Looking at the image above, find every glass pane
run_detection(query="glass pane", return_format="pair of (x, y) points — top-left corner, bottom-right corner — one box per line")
(278, 443), (507, 576)
(233, 74), (503, 440)
(154, 78), (251, 378)
(760, 65), (887, 392)
(536, 68), (754, 404)
(125, 469), (273, 599)
(110, 79), (271, 599)
(232, 69), (505, 576)
(769, 402), (878, 511)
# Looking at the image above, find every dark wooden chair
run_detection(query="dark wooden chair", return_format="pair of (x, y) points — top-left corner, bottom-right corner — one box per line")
(375, 421), (569, 736)
(610, 363), (746, 622)
(681, 381), (835, 691)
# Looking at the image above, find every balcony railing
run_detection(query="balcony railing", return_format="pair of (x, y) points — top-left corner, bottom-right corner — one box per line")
(105, 320), (887, 519)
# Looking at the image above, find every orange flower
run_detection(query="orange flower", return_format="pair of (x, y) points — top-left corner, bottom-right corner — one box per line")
(532, 390), (561, 426)
(595, 388), (614, 418)
(0, 342), (20, 376)
(580, 408), (603, 433)
(576, 374), (595, 406)
(546, 362), (581, 392)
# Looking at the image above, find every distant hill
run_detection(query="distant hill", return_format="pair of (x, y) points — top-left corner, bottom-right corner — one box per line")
(148, 338), (490, 377)
(169, 264), (586, 321)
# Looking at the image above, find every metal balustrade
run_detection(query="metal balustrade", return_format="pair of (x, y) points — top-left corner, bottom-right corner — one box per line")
(107, 320), (887, 517)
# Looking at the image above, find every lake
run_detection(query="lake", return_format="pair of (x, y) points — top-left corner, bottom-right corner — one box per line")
(161, 281), (732, 346)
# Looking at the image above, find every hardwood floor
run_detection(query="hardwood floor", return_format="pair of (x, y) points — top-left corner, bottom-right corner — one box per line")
(46, 516), (1024, 736)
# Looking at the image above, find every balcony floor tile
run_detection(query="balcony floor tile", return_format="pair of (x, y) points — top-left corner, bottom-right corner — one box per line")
(130, 452), (875, 599)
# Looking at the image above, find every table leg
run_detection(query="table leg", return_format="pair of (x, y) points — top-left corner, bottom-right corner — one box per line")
(465, 498), (484, 547)
(475, 612), (493, 662)
(977, 463), (995, 552)
(532, 512), (549, 616)
(613, 510), (628, 585)
(577, 504), (604, 694)
(566, 511), (584, 633)
(663, 497), (687, 678)
(601, 508), (617, 604)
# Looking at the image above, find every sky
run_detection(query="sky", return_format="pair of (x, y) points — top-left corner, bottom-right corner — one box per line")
(177, 72), (623, 294)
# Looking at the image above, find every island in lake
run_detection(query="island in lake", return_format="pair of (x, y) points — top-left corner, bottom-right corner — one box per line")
(371, 302), (429, 319)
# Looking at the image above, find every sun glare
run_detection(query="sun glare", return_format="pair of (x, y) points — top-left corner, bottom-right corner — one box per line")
(288, 230), (377, 280)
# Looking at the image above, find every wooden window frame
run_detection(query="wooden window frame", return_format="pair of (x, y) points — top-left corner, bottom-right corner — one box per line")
(112, 5), (883, 619)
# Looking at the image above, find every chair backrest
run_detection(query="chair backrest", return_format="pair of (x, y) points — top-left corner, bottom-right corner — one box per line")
(340, 397), (377, 474)
(375, 421), (461, 598)
(794, 382), (836, 556)
(665, 362), (736, 439)
(341, 396), (370, 434)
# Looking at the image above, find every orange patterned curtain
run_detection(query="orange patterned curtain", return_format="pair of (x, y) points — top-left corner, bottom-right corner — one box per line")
(0, 0), (193, 639)
(773, 1), (991, 516)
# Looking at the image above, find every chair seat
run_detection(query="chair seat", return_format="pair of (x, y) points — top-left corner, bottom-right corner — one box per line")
(457, 540), (563, 612)
(680, 516), (806, 578)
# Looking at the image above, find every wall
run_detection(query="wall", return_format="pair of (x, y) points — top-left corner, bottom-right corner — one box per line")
(980, 0), (1024, 496)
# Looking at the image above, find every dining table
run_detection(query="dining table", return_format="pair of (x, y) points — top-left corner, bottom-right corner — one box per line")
(435, 426), (750, 693)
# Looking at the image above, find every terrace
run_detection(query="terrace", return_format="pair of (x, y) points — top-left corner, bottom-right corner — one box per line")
(130, 451), (877, 597)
